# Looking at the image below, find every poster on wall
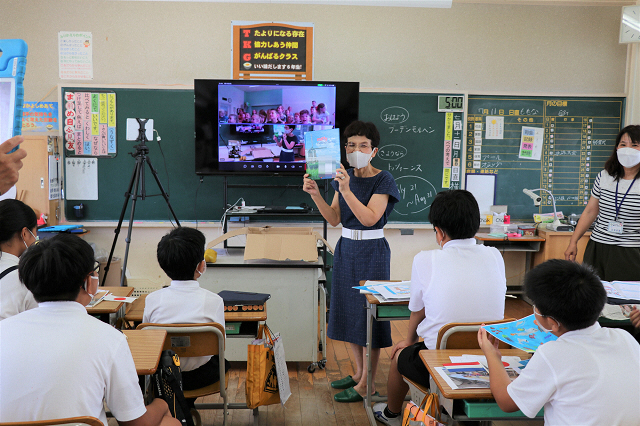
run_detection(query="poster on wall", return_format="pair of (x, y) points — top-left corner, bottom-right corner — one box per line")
(62, 90), (117, 158)
(58, 31), (93, 80)
(232, 21), (314, 80)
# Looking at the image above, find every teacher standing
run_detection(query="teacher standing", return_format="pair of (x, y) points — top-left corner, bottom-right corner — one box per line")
(565, 125), (640, 281)
(303, 121), (400, 402)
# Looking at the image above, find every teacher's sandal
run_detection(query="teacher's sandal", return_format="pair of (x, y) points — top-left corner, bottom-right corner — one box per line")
(330, 375), (357, 389)
(333, 387), (379, 403)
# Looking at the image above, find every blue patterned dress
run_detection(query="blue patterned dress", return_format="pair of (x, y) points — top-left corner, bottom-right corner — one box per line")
(327, 169), (400, 348)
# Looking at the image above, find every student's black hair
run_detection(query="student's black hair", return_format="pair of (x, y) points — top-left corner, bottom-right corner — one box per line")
(157, 226), (206, 281)
(428, 190), (480, 239)
(18, 233), (94, 302)
(604, 124), (640, 181)
(0, 199), (37, 245)
(343, 121), (380, 148)
(524, 259), (606, 331)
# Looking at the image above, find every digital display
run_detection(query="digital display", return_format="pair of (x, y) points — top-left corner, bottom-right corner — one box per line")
(195, 79), (359, 176)
(438, 95), (464, 112)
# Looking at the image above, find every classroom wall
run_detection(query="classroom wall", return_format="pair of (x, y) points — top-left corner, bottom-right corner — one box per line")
(4, 0), (628, 285)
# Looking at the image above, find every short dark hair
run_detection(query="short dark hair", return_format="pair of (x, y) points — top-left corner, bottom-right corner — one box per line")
(343, 121), (380, 148)
(317, 103), (325, 110)
(524, 259), (606, 331)
(604, 125), (640, 180)
(0, 199), (37, 245)
(299, 109), (310, 116)
(19, 234), (95, 302)
(157, 227), (206, 281)
(428, 190), (480, 239)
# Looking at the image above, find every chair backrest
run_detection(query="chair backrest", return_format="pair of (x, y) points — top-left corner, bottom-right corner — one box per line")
(136, 322), (225, 358)
(436, 318), (515, 350)
(0, 416), (103, 426)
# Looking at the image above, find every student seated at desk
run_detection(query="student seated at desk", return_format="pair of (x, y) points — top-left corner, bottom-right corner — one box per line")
(478, 259), (640, 426)
(374, 190), (507, 426)
(143, 227), (229, 405)
(0, 199), (38, 320)
(0, 234), (178, 426)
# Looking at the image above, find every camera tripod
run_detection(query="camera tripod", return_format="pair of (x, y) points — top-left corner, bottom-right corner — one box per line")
(102, 119), (180, 286)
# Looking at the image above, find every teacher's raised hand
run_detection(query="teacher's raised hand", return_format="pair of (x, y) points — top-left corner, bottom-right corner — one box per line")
(302, 173), (320, 197)
(334, 163), (350, 192)
(0, 136), (26, 195)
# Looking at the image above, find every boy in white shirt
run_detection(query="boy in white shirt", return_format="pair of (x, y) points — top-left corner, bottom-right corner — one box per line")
(374, 190), (506, 426)
(0, 234), (178, 426)
(478, 259), (640, 426)
(143, 227), (229, 404)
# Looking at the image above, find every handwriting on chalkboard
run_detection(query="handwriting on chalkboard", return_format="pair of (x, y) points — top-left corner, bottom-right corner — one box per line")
(380, 106), (409, 124)
(377, 144), (407, 161)
(393, 176), (436, 216)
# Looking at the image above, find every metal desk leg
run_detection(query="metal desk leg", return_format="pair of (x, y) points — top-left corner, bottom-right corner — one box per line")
(308, 283), (328, 373)
(364, 301), (376, 426)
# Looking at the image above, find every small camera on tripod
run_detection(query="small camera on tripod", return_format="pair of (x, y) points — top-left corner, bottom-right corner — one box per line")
(126, 118), (154, 142)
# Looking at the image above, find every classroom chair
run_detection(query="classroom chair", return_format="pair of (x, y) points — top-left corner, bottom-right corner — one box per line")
(136, 322), (258, 426)
(0, 416), (102, 426)
(436, 318), (515, 350)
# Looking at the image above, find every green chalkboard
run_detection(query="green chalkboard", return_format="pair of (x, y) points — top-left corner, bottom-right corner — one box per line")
(61, 87), (310, 221)
(360, 92), (465, 223)
(466, 95), (625, 221)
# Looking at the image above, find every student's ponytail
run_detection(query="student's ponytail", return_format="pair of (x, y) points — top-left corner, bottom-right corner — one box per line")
(0, 199), (37, 245)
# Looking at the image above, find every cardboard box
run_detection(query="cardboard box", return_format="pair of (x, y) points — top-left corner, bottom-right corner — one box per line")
(207, 227), (333, 262)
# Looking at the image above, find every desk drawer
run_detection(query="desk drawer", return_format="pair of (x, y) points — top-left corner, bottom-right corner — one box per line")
(463, 400), (543, 418)
(377, 305), (411, 318)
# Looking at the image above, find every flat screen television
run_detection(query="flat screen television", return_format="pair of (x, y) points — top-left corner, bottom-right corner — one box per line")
(195, 79), (359, 176)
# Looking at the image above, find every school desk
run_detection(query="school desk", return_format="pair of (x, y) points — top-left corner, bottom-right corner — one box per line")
(363, 287), (533, 426)
(474, 233), (545, 288)
(201, 248), (324, 363)
(532, 228), (591, 268)
(124, 293), (267, 336)
(86, 286), (134, 324)
(420, 349), (543, 422)
(123, 329), (167, 375)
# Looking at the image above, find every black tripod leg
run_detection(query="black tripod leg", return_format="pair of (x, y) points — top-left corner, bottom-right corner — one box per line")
(120, 156), (144, 287)
(103, 159), (140, 286)
(145, 155), (181, 226)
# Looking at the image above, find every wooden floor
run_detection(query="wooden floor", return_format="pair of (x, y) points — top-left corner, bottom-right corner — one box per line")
(111, 298), (543, 426)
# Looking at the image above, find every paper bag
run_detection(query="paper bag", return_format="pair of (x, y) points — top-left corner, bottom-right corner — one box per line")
(402, 393), (445, 426)
(245, 324), (281, 408)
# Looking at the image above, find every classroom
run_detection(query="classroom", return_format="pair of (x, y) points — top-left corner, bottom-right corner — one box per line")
(2, 0), (640, 425)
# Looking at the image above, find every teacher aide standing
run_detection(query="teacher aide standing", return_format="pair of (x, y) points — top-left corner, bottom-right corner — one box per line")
(565, 125), (640, 281)
(303, 121), (400, 402)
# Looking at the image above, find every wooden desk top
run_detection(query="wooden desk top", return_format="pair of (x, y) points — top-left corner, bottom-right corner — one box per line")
(475, 233), (545, 242)
(86, 286), (134, 315)
(124, 293), (267, 323)
(420, 349), (530, 400)
(124, 329), (167, 375)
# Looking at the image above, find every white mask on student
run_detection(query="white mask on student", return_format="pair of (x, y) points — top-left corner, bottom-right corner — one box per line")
(196, 262), (206, 278)
(617, 147), (640, 168)
(346, 150), (374, 169)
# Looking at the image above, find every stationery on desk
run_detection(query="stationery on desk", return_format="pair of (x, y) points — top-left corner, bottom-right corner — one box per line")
(86, 289), (109, 307)
(602, 280), (640, 304)
(354, 280), (411, 302)
(435, 356), (525, 390)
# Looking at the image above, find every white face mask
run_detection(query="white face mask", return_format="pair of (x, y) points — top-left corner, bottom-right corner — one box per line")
(346, 150), (374, 169)
(617, 147), (640, 168)
(195, 262), (206, 278)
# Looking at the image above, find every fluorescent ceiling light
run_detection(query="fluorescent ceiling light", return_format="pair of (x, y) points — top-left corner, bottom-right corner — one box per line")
(112, 0), (452, 7)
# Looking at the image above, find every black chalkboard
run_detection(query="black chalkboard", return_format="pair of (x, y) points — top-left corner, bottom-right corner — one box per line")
(61, 87), (311, 221)
(360, 92), (465, 223)
(466, 95), (625, 220)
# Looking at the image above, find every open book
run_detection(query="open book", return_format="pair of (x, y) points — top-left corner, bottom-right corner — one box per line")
(602, 280), (640, 304)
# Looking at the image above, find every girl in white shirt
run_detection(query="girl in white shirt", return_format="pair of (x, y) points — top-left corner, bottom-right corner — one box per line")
(0, 199), (38, 320)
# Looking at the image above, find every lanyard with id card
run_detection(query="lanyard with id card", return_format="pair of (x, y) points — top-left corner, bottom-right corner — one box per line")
(609, 177), (638, 234)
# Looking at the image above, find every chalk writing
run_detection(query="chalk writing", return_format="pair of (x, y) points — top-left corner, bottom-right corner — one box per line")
(388, 126), (434, 134)
(380, 106), (409, 124)
(393, 176), (436, 216)
(377, 144), (407, 161)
